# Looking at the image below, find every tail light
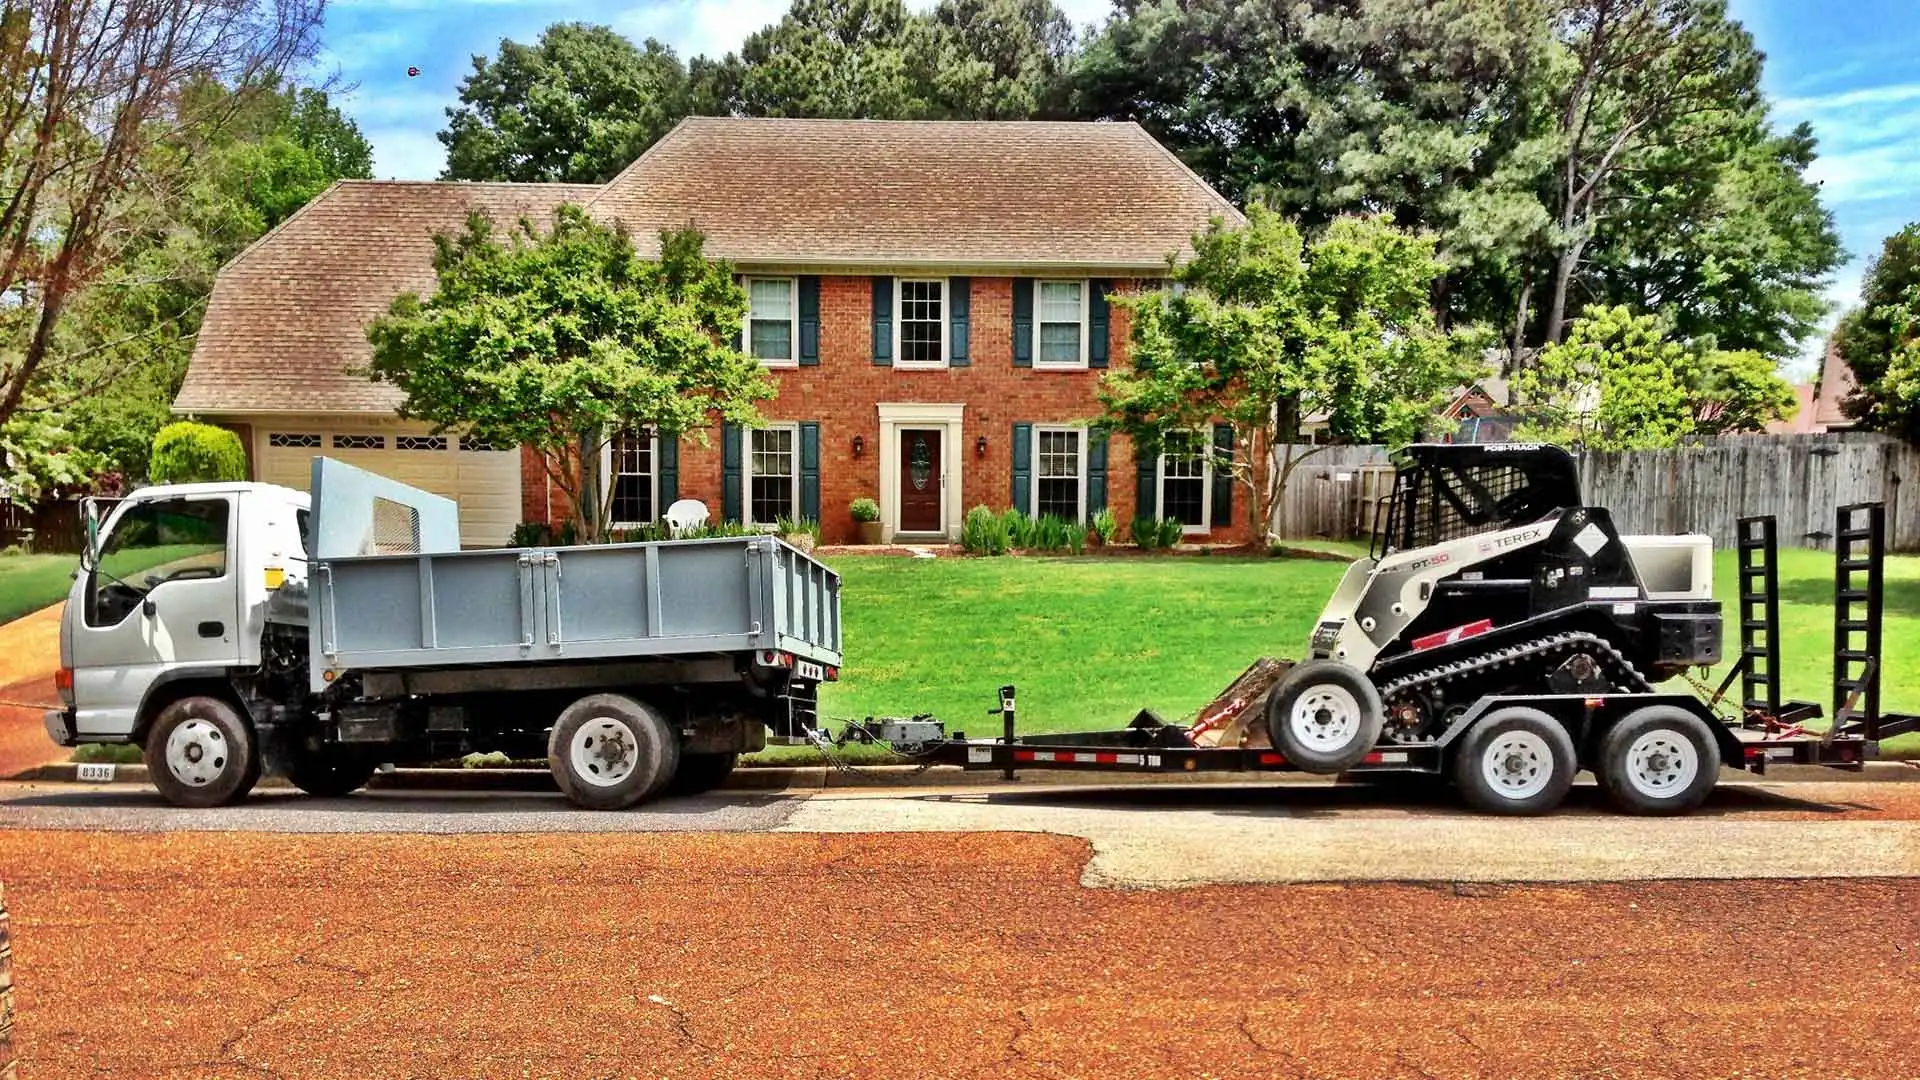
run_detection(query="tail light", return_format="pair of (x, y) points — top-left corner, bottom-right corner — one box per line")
(54, 667), (73, 692)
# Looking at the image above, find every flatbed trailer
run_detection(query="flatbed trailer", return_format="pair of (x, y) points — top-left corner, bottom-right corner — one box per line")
(859, 504), (1908, 813)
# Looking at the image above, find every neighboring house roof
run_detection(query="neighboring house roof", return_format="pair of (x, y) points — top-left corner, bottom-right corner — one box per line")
(1814, 334), (1860, 429)
(1766, 384), (1824, 435)
(175, 181), (600, 415)
(588, 117), (1244, 269)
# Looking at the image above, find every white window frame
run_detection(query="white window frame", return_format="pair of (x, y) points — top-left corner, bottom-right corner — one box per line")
(1156, 431), (1213, 534)
(893, 277), (948, 369)
(745, 422), (800, 528)
(1033, 279), (1090, 370)
(601, 430), (659, 530)
(743, 276), (799, 368)
(1030, 425), (1088, 522)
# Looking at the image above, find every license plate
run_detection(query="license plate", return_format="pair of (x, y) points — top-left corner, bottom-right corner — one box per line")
(794, 660), (825, 682)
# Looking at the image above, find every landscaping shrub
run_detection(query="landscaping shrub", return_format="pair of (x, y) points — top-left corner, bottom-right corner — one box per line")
(962, 505), (1010, 555)
(776, 515), (822, 548)
(849, 498), (880, 523)
(1032, 514), (1071, 552)
(999, 508), (1035, 549)
(1090, 508), (1119, 547)
(149, 422), (246, 484)
(1064, 520), (1088, 555)
(1131, 516), (1187, 551)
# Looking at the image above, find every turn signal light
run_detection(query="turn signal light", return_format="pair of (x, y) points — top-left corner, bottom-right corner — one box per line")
(54, 667), (73, 691)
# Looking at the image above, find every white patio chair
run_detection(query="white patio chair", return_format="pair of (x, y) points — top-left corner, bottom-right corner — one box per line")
(664, 499), (710, 538)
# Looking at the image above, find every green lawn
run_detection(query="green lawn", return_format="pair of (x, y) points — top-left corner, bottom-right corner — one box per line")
(0, 553), (81, 624)
(811, 548), (1920, 755)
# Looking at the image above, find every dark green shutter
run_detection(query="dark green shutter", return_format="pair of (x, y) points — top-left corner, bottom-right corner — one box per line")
(1012, 279), (1033, 367)
(1211, 423), (1234, 527)
(1011, 422), (1032, 513)
(722, 423), (743, 523)
(1135, 436), (1157, 520)
(657, 434), (678, 513)
(949, 277), (970, 366)
(1089, 279), (1110, 369)
(799, 421), (820, 520)
(732, 275), (744, 353)
(871, 277), (893, 366)
(1087, 430), (1108, 518)
(798, 276), (820, 366)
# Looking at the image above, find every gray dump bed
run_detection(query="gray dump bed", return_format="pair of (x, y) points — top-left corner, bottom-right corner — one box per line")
(300, 459), (840, 692)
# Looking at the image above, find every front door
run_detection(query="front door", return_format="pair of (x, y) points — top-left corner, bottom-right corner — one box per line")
(898, 429), (943, 533)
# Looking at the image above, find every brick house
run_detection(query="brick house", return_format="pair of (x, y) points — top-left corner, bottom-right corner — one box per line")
(174, 118), (1248, 546)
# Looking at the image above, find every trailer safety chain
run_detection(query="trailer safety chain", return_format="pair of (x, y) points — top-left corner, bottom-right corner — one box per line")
(805, 718), (943, 778)
(1377, 632), (1653, 732)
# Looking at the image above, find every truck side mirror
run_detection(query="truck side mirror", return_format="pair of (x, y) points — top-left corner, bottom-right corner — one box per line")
(80, 497), (101, 568)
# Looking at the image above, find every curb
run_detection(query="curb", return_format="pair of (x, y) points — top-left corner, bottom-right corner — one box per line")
(6, 761), (970, 792)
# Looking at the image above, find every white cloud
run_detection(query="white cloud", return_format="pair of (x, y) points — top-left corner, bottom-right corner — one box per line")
(1775, 80), (1920, 116)
(369, 127), (447, 180)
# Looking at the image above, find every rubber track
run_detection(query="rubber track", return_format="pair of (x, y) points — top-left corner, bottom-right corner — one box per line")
(1377, 632), (1652, 719)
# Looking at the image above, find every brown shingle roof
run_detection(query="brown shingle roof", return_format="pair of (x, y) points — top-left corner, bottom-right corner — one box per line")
(1813, 334), (1860, 430)
(589, 117), (1243, 268)
(174, 180), (600, 415)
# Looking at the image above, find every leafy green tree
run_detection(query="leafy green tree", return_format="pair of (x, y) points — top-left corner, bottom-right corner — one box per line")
(1689, 348), (1798, 435)
(365, 208), (776, 541)
(1100, 207), (1483, 537)
(150, 422), (248, 484)
(1834, 224), (1920, 440)
(1513, 305), (1697, 449)
(912, 0), (1076, 118)
(702, 0), (930, 119)
(441, 24), (699, 183)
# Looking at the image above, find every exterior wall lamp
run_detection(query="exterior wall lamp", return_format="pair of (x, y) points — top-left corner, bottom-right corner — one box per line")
(851, 434), (865, 458)
(975, 435), (988, 458)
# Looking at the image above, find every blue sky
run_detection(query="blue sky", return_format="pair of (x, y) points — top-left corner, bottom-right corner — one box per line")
(318, 0), (1920, 375)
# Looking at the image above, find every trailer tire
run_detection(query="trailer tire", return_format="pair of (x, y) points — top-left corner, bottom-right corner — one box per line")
(667, 753), (738, 796)
(1596, 705), (1720, 815)
(284, 745), (377, 799)
(144, 695), (258, 809)
(1265, 660), (1385, 774)
(549, 694), (681, 810)
(1451, 706), (1576, 816)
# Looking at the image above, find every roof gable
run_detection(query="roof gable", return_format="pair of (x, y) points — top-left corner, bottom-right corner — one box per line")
(589, 117), (1242, 269)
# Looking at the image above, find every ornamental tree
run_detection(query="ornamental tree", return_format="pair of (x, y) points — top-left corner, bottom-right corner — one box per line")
(1513, 305), (1693, 449)
(366, 206), (774, 542)
(1100, 207), (1484, 539)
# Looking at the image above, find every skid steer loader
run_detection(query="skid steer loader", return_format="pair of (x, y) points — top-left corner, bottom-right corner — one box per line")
(1267, 442), (1722, 776)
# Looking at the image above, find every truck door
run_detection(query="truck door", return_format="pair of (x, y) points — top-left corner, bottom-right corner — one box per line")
(68, 494), (243, 740)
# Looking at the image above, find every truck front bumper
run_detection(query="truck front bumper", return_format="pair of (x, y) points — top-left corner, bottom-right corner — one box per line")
(43, 708), (76, 747)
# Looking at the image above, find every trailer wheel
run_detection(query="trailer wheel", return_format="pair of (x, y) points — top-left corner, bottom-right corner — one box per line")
(1597, 705), (1720, 815)
(549, 694), (681, 810)
(1451, 706), (1576, 816)
(284, 744), (377, 799)
(144, 696), (258, 809)
(1265, 660), (1385, 773)
(667, 753), (739, 796)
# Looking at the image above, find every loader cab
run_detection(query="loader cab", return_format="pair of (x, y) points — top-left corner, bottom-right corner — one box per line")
(1371, 443), (1582, 559)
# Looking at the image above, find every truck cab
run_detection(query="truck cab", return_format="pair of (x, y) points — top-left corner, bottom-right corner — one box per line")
(49, 482), (310, 747)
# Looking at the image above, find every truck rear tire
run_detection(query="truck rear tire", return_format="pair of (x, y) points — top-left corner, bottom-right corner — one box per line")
(1265, 660), (1385, 773)
(1597, 705), (1720, 815)
(144, 696), (259, 809)
(285, 745), (377, 799)
(1451, 706), (1576, 816)
(549, 694), (681, 810)
(668, 752), (738, 796)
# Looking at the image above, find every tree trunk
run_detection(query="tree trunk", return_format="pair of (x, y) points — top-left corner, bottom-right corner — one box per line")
(574, 432), (599, 543)
(1508, 273), (1533, 376)
(1543, 240), (1585, 346)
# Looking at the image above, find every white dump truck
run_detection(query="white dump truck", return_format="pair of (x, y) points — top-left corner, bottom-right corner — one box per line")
(44, 459), (841, 810)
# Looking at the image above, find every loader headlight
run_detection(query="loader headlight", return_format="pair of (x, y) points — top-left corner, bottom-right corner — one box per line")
(1310, 620), (1344, 651)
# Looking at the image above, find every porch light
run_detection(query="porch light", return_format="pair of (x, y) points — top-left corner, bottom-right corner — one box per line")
(975, 435), (988, 458)
(851, 435), (865, 458)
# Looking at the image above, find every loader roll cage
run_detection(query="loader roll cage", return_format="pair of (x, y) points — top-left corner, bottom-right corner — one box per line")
(1371, 443), (1584, 559)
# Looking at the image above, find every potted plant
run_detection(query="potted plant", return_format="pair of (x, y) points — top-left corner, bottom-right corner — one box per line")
(850, 497), (883, 545)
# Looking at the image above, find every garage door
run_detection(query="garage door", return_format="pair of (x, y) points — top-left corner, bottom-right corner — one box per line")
(258, 426), (522, 548)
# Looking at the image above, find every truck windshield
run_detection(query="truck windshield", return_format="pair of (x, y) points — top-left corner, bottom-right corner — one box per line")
(85, 497), (230, 627)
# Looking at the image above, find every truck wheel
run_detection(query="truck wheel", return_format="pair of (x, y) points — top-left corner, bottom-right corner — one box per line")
(1597, 705), (1720, 815)
(285, 745), (377, 799)
(1451, 706), (1576, 816)
(1265, 660), (1385, 773)
(549, 694), (681, 810)
(144, 696), (258, 809)
(667, 753), (739, 796)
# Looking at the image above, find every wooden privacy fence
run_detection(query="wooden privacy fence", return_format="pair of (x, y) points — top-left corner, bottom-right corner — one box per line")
(1269, 433), (1920, 551)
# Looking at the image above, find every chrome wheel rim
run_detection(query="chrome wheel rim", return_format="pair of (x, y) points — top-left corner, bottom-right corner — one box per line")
(1624, 730), (1698, 799)
(1481, 730), (1553, 800)
(1290, 685), (1362, 752)
(569, 718), (637, 788)
(164, 718), (228, 788)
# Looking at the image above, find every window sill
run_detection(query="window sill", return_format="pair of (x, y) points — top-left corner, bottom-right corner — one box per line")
(892, 362), (950, 371)
(1032, 362), (1090, 372)
(757, 359), (799, 370)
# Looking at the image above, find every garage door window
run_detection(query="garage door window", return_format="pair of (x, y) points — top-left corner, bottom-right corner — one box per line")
(268, 433), (321, 448)
(332, 434), (385, 450)
(397, 435), (447, 451)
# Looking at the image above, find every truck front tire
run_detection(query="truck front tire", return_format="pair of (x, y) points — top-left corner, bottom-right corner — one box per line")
(1596, 705), (1720, 815)
(549, 694), (681, 810)
(1265, 660), (1386, 773)
(145, 696), (259, 809)
(1451, 706), (1576, 816)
